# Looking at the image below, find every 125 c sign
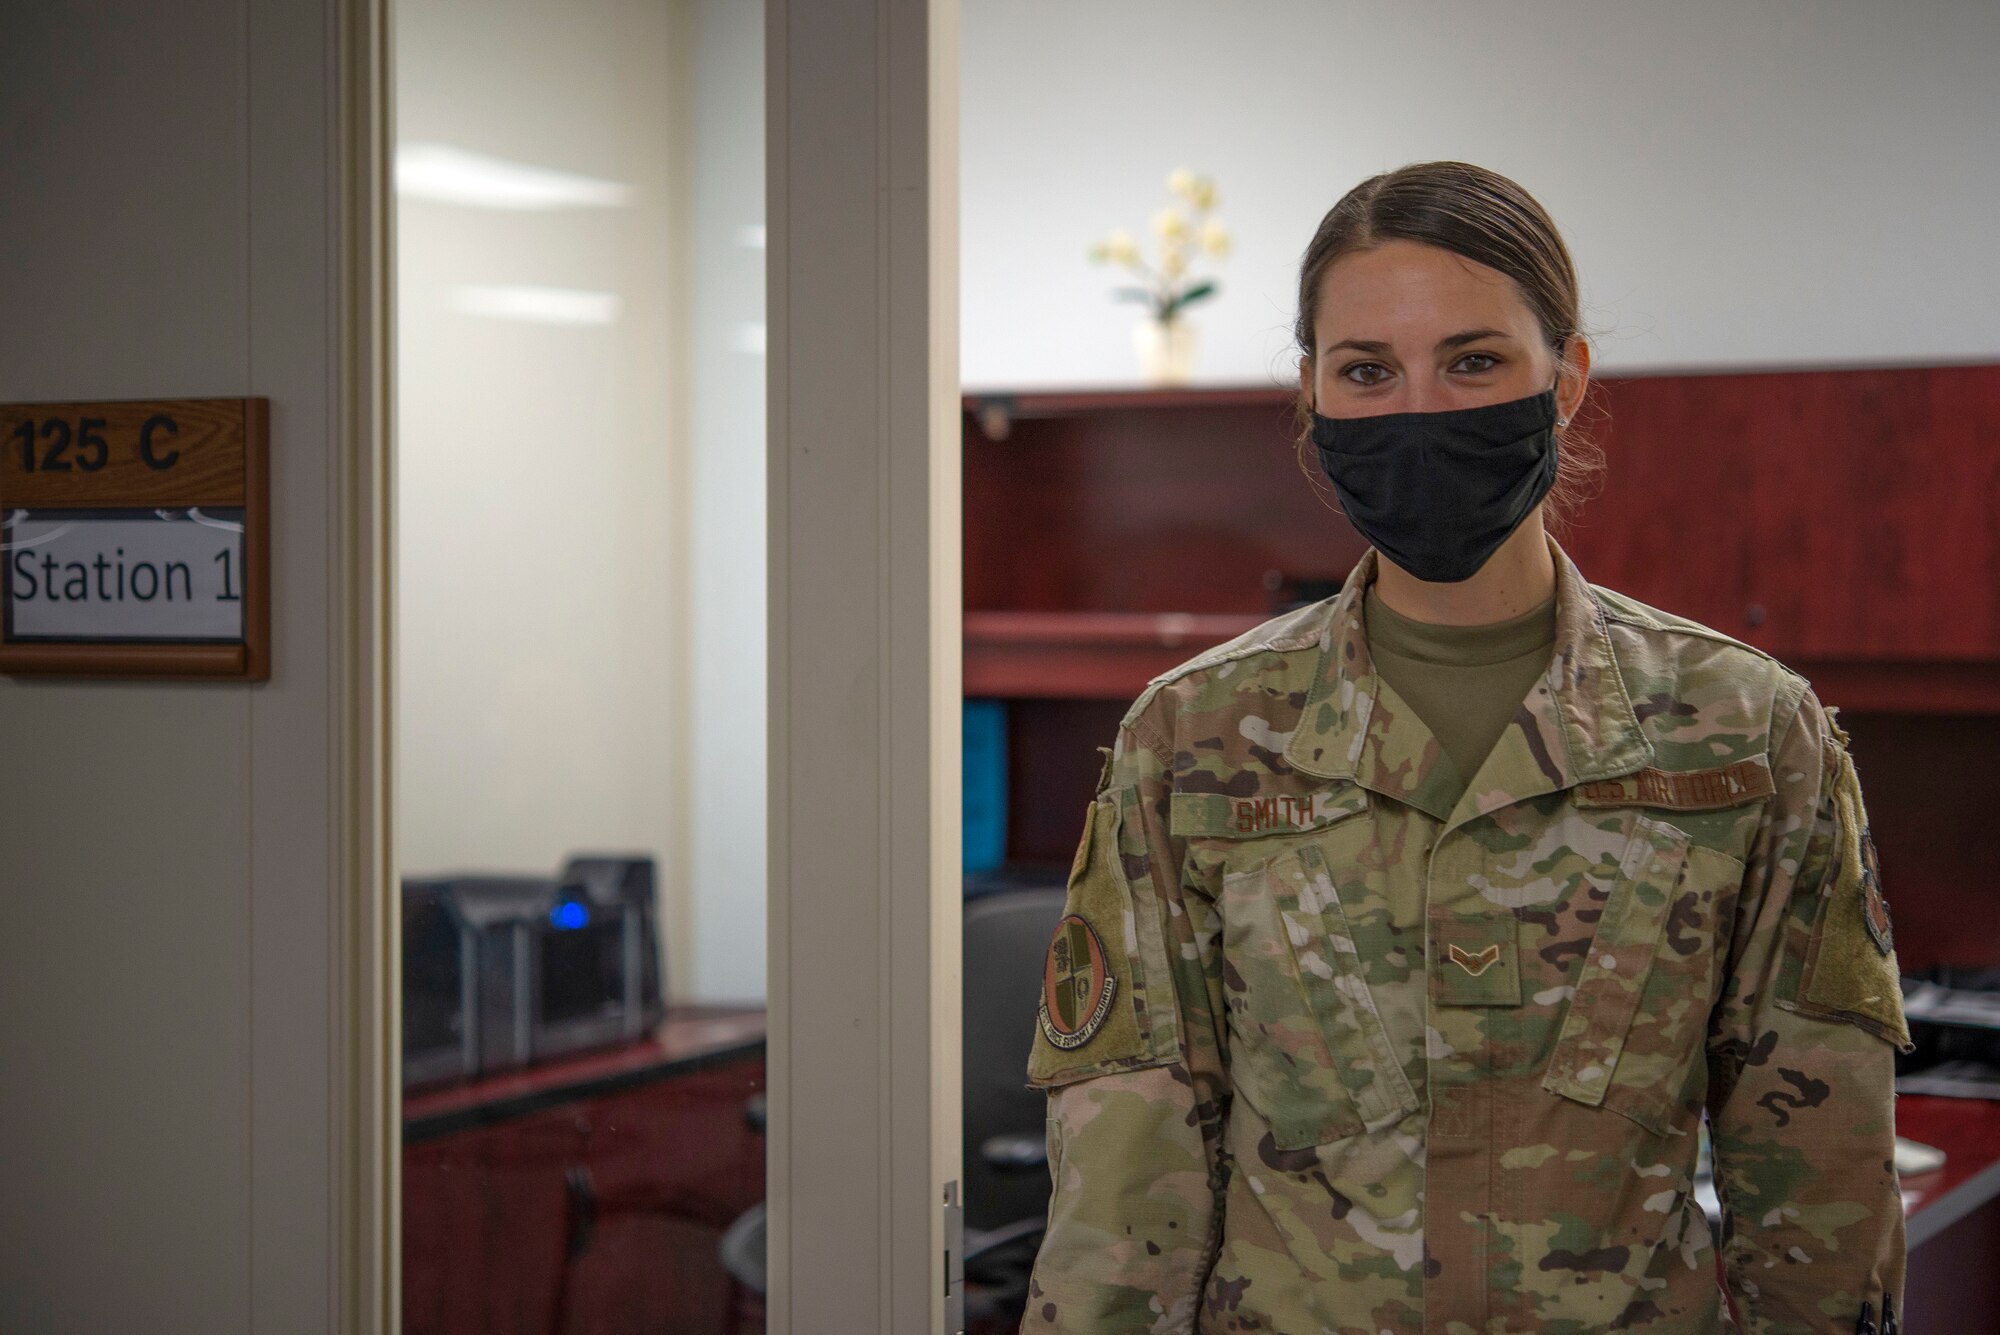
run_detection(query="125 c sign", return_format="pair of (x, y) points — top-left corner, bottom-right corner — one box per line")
(10, 413), (184, 473)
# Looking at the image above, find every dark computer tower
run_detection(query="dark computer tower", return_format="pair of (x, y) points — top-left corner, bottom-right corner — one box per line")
(534, 856), (665, 1063)
(400, 854), (666, 1089)
(402, 875), (482, 1087)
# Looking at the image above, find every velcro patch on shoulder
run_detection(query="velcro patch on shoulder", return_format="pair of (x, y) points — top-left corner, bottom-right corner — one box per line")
(1573, 759), (1774, 811)
(1169, 784), (1369, 839)
(1091, 744), (1115, 796)
(1026, 796), (1179, 1087)
(1038, 915), (1118, 1050)
(1792, 741), (1914, 1052)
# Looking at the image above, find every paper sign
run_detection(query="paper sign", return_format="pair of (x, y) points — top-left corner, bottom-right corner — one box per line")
(3, 509), (245, 641)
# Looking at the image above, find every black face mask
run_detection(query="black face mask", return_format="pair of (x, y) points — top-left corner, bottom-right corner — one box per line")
(1310, 387), (1560, 584)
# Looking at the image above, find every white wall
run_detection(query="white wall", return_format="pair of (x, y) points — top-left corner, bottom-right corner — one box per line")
(394, 0), (682, 895)
(0, 2), (352, 1330)
(395, 0), (767, 1002)
(961, 0), (2000, 389)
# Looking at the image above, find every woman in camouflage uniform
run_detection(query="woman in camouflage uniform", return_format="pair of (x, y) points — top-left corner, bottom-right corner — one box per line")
(1022, 161), (1910, 1334)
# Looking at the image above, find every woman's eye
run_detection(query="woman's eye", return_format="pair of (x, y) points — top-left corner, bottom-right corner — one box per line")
(1341, 362), (1391, 385)
(1453, 352), (1500, 373)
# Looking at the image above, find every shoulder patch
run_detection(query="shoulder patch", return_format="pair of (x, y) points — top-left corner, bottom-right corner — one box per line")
(1857, 825), (1893, 956)
(1791, 738), (1913, 1052)
(1039, 914), (1118, 1049)
(1573, 759), (1774, 811)
(1026, 794), (1182, 1087)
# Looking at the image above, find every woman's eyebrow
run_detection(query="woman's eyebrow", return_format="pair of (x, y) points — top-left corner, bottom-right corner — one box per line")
(1436, 327), (1513, 350)
(1323, 328), (1516, 355)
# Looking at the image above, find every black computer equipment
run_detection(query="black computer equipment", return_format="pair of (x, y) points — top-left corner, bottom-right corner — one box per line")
(401, 853), (666, 1089)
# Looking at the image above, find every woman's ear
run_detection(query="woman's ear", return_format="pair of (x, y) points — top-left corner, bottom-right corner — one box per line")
(1297, 354), (1315, 413)
(1557, 337), (1591, 425)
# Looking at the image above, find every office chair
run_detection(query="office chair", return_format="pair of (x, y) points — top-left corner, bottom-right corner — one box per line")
(962, 887), (1065, 1232)
(719, 1096), (768, 1335)
(716, 886), (1068, 1333)
(961, 886), (1067, 1329)
(548, 1117), (749, 1334)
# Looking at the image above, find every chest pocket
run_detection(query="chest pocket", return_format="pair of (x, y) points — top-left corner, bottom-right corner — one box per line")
(1542, 814), (1730, 1137)
(1217, 817), (1422, 1151)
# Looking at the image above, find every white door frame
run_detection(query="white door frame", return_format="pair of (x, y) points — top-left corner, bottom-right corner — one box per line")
(336, 0), (963, 1327)
(336, 0), (398, 1328)
(765, 0), (963, 1330)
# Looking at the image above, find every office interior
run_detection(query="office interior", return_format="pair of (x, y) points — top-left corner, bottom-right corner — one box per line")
(3, 1), (1998, 1332)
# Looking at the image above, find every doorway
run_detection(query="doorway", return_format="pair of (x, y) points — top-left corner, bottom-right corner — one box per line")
(384, 1), (963, 1331)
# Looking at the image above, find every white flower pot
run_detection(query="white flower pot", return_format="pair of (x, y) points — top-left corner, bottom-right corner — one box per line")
(1134, 317), (1197, 386)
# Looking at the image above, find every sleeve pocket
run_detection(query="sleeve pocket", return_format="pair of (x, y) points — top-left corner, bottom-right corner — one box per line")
(1784, 741), (1914, 1053)
(1027, 794), (1181, 1088)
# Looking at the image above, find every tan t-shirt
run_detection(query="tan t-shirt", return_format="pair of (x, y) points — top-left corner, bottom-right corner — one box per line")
(1362, 583), (1559, 808)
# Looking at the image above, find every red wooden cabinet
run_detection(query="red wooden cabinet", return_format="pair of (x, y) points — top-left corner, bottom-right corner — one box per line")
(964, 390), (1361, 617)
(965, 365), (2000, 698)
(558, 1065), (766, 1335)
(1558, 365), (2000, 664)
(405, 1111), (589, 1335)
(963, 368), (2000, 969)
(404, 1012), (766, 1335)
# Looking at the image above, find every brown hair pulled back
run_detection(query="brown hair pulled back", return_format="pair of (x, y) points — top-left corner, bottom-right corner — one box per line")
(1293, 160), (1604, 529)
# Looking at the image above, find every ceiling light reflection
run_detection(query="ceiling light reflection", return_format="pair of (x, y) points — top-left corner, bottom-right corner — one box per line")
(452, 285), (622, 326)
(397, 143), (633, 211)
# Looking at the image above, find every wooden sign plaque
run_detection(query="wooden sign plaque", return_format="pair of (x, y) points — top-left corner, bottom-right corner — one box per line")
(1, 398), (269, 680)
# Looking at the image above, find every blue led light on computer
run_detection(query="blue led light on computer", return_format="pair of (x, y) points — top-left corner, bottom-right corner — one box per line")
(549, 901), (589, 930)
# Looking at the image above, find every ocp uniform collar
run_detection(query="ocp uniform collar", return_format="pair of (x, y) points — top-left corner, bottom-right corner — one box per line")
(1282, 535), (1654, 823)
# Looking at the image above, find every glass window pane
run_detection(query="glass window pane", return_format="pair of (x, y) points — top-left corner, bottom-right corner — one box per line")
(393, 3), (766, 1330)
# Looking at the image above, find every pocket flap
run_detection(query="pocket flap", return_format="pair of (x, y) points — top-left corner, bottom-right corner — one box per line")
(1541, 815), (1692, 1119)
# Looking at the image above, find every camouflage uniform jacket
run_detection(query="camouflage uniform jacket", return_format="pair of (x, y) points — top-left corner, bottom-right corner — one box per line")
(1021, 539), (1912, 1335)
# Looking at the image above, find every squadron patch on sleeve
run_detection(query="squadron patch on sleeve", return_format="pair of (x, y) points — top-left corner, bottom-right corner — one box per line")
(1858, 824), (1894, 957)
(1792, 734), (1913, 1052)
(1039, 914), (1118, 1050)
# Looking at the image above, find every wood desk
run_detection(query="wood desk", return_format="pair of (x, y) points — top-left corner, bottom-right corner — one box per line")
(402, 1007), (1995, 1333)
(1898, 1094), (2000, 1333)
(403, 1004), (766, 1335)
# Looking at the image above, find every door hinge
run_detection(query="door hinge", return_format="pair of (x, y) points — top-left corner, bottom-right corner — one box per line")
(943, 1178), (964, 1334)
